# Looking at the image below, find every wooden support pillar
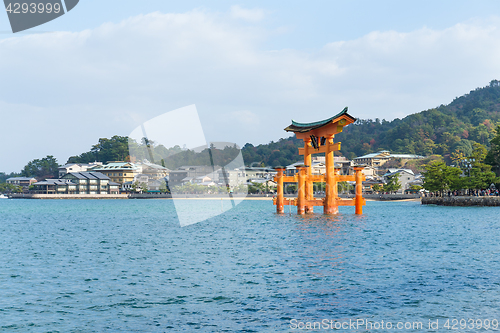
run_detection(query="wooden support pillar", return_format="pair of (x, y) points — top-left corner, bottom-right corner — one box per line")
(275, 167), (285, 214)
(296, 166), (307, 215)
(304, 139), (314, 213)
(324, 135), (339, 214)
(354, 166), (364, 215)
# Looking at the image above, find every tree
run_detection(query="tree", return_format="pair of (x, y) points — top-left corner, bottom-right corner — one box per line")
(384, 174), (402, 194)
(372, 184), (382, 193)
(131, 181), (141, 193)
(21, 155), (59, 179)
(0, 183), (22, 193)
(159, 180), (169, 193)
(463, 143), (498, 190)
(338, 181), (353, 194)
(422, 161), (461, 195)
(67, 135), (129, 164)
(409, 185), (423, 192)
(485, 125), (500, 176)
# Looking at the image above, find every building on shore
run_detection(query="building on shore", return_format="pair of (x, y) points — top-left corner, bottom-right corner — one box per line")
(168, 165), (221, 187)
(354, 151), (424, 168)
(33, 172), (120, 194)
(58, 162), (103, 178)
(6, 177), (38, 192)
(383, 168), (416, 194)
(88, 162), (141, 185)
(121, 173), (168, 193)
(137, 161), (170, 180)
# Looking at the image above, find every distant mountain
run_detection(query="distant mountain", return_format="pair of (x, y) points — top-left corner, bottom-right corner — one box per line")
(242, 80), (500, 166)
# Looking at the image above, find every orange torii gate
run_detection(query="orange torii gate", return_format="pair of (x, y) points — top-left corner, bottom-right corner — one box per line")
(273, 107), (366, 215)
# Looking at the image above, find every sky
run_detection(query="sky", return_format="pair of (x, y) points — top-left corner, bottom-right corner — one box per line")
(1, 0), (500, 172)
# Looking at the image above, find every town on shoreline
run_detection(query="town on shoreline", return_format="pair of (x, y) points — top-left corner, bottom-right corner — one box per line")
(2, 150), (429, 200)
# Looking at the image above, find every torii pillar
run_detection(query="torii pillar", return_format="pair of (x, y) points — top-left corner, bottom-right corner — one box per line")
(324, 134), (339, 214)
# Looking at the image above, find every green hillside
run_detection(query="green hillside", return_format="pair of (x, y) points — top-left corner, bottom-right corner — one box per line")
(56, 80), (500, 171)
(243, 80), (500, 166)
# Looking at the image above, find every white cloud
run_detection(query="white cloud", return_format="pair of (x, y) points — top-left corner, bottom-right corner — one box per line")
(230, 5), (265, 22)
(1, 10), (500, 172)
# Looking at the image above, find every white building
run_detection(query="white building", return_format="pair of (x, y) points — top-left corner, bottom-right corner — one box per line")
(383, 169), (416, 193)
(58, 162), (103, 178)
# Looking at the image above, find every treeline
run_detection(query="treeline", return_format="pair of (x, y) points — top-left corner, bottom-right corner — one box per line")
(422, 139), (500, 194)
(336, 80), (500, 160)
(235, 80), (500, 167)
(67, 136), (244, 170)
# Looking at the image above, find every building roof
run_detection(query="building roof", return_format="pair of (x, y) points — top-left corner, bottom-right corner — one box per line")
(92, 162), (139, 170)
(354, 152), (389, 160)
(89, 172), (110, 180)
(390, 154), (425, 159)
(34, 179), (75, 186)
(384, 169), (415, 177)
(64, 172), (110, 180)
(6, 177), (36, 181)
(284, 107), (357, 133)
(141, 162), (170, 171)
(59, 162), (103, 170)
(199, 181), (217, 186)
(355, 151), (425, 160)
(285, 161), (325, 169)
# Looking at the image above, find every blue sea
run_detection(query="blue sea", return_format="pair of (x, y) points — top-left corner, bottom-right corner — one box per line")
(1, 199), (500, 332)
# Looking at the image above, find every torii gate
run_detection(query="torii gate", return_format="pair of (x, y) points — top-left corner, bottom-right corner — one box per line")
(273, 107), (366, 215)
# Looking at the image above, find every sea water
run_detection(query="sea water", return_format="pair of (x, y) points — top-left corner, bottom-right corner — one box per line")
(0, 199), (499, 332)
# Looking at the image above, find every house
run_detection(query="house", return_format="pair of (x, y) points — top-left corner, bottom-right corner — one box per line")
(383, 169), (416, 194)
(362, 179), (385, 193)
(33, 172), (120, 194)
(6, 177), (37, 192)
(89, 162), (141, 184)
(217, 169), (246, 188)
(58, 162), (103, 178)
(334, 156), (354, 175)
(354, 151), (424, 168)
(360, 165), (378, 177)
(137, 161), (170, 180)
(193, 175), (212, 184)
(168, 165), (221, 187)
(32, 179), (77, 194)
(122, 174), (168, 193)
(243, 167), (276, 180)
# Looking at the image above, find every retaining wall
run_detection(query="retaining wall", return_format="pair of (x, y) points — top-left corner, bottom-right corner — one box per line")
(422, 196), (500, 206)
(9, 194), (129, 199)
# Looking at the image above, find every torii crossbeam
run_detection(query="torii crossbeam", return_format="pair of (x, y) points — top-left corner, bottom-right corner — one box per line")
(273, 107), (366, 215)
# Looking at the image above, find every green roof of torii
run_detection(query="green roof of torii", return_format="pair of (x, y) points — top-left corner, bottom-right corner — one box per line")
(284, 107), (356, 133)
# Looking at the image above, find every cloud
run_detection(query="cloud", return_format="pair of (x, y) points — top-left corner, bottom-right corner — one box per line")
(228, 110), (261, 126)
(1, 9), (500, 172)
(230, 5), (265, 22)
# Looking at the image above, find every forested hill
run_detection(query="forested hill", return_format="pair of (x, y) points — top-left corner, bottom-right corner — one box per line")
(242, 80), (500, 166)
(61, 80), (500, 170)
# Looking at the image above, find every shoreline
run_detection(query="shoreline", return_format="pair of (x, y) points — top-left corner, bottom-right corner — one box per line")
(7, 193), (421, 201)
